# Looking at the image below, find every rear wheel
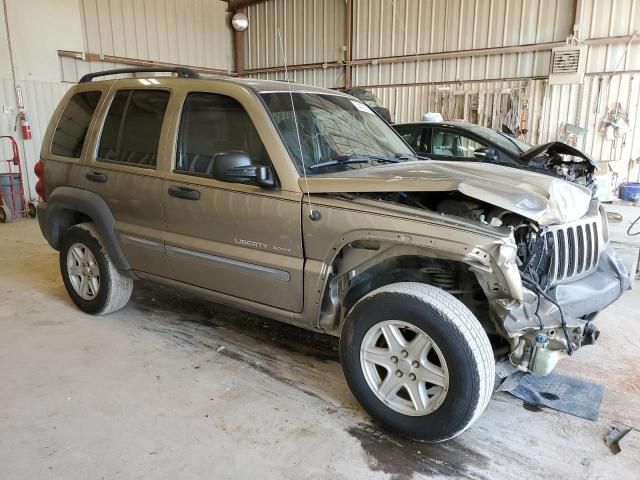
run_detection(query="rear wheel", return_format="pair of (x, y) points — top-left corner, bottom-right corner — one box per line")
(60, 223), (133, 315)
(340, 282), (494, 442)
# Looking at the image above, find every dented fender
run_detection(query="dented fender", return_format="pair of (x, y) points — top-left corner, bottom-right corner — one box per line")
(301, 196), (524, 333)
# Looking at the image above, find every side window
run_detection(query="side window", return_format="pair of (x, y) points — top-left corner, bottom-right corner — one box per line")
(432, 128), (485, 158)
(396, 126), (424, 152)
(176, 92), (270, 176)
(51, 91), (102, 158)
(97, 89), (170, 167)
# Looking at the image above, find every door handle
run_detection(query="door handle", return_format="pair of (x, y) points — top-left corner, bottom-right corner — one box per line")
(86, 171), (108, 183)
(168, 185), (200, 200)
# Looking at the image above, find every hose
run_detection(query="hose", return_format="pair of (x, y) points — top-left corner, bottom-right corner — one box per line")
(627, 214), (640, 236)
(521, 273), (575, 356)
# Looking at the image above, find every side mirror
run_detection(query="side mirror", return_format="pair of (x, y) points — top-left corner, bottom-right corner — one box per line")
(213, 151), (276, 189)
(474, 147), (499, 162)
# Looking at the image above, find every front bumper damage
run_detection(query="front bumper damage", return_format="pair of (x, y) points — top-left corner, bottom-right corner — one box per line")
(496, 246), (630, 375)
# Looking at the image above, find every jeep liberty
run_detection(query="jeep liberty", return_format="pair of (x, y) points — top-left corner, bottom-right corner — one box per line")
(35, 67), (629, 442)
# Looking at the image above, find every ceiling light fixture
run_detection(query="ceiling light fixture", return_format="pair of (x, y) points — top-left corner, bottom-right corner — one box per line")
(231, 12), (248, 32)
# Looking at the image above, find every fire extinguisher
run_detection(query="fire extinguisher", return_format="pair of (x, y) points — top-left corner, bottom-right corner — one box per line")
(17, 112), (32, 140)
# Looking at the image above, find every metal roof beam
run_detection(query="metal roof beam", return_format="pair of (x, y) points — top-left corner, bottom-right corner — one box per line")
(227, 0), (269, 12)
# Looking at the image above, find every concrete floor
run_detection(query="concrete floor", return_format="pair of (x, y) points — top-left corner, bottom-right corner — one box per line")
(1, 219), (639, 480)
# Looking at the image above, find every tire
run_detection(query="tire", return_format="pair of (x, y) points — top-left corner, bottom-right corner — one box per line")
(340, 282), (494, 442)
(59, 222), (133, 315)
(27, 201), (37, 218)
(0, 205), (11, 223)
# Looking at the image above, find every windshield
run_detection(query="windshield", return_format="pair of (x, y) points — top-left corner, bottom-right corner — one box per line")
(461, 123), (531, 155)
(261, 92), (413, 173)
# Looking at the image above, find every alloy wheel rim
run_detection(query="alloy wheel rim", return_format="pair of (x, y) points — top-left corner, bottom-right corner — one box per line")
(360, 320), (449, 416)
(66, 242), (100, 300)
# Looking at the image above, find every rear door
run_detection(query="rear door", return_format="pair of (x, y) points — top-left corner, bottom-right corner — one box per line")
(83, 85), (172, 277)
(161, 91), (304, 312)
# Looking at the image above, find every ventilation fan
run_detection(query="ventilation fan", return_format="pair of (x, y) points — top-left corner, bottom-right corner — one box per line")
(549, 45), (586, 85)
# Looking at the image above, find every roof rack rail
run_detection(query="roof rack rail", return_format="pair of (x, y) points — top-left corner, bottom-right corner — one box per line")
(78, 67), (201, 83)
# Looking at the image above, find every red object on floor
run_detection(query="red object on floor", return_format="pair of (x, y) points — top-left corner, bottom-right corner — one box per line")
(0, 135), (27, 221)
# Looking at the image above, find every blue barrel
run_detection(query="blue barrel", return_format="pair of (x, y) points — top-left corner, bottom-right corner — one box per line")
(0, 173), (23, 216)
(619, 183), (640, 202)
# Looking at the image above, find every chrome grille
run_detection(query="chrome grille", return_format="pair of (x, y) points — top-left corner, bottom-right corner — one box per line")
(546, 215), (602, 285)
(576, 225), (585, 274)
(566, 228), (576, 277)
(585, 224), (592, 269)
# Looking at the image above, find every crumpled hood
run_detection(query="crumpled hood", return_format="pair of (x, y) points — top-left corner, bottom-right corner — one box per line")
(301, 160), (593, 225)
(521, 141), (598, 169)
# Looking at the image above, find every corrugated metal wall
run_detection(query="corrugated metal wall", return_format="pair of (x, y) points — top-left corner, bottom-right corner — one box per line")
(59, 58), (140, 83)
(60, 0), (234, 82)
(581, 0), (640, 72)
(370, 79), (544, 132)
(0, 1), (75, 198)
(0, 81), (25, 183)
(245, 0), (345, 69)
(246, 67), (345, 89)
(0, 79), (70, 198)
(243, 0), (346, 88)
(544, 73), (640, 181)
(243, 0), (640, 182)
(79, 0), (233, 71)
(243, 0), (576, 85)
(351, 0), (574, 85)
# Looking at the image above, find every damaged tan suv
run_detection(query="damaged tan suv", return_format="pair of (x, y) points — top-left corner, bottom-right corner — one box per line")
(36, 68), (629, 442)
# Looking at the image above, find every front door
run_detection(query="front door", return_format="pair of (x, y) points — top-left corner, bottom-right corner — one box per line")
(162, 92), (304, 312)
(396, 124), (428, 155)
(427, 127), (488, 162)
(84, 87), (172, 277)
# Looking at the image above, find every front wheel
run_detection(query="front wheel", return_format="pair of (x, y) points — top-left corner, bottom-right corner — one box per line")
(60, 223), (133, 315)
(340, 282), (494, 442)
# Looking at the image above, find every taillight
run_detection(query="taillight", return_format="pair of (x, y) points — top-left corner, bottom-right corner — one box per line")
(34, 160), (45, 201)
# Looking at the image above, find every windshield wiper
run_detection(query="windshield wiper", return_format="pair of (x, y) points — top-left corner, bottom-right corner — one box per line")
(309, 154), (403, 170)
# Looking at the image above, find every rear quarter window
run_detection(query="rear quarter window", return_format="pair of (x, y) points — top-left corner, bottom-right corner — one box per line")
(51, 91), (102, 158)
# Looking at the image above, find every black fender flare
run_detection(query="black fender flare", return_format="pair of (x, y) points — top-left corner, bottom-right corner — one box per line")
(41, 187), (131, 270)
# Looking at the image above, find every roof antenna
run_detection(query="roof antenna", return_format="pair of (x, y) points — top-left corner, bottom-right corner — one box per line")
(277, 28), (320, 221)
